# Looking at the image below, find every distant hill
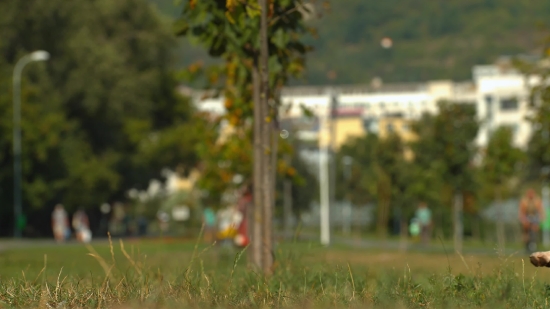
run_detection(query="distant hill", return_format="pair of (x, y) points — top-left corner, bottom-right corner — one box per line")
(149, 0), (550, 85)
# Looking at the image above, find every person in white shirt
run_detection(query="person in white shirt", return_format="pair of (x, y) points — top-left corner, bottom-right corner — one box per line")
(51, 204), (69, 243)
(72, 208), (91, 243)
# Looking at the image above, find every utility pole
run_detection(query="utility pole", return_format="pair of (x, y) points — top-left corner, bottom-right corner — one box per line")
(329, 91), (338, 238)
(320, 91), (337, 246)
(319, 131), (330, 246)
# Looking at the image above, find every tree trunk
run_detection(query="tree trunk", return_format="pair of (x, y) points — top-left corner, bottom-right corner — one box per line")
(261, 122), (273, 275)
(283, 155), (292, 240)
(453, 191), (463, 254)
(259, 0), (273, 275)
(376, 197), (390, 240)
(250, 64), (263, 270)
(342, 203), (351, 235)
(376, 170), (390, 240)
(496, 186), (505, 253)
(472, 214), (480, 242)
(399, 216), (408, 252)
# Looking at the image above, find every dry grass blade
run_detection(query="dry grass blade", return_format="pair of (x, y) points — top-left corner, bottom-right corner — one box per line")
(85, 244), (112, 279)
(347, 263), (355, 301)
(54, 267), (63, 302)
(108, 232), (116, 265)
(456, 250), (471, 274)
(32, 254), (48, 285)
(119, 239), (142, 276)
(185, 222), (206, 279)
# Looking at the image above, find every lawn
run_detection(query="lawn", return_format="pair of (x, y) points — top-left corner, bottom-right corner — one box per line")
(0, 237), (549, 308)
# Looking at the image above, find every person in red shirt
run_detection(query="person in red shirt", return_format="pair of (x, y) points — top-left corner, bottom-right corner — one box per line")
(519, 189), (545, 252)
(234, 184), (252, 248)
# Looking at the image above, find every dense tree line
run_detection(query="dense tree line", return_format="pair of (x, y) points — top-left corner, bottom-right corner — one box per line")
(150, 0), (550, 85)
(335, 84), (550, 251)
(0, 0), (206, 236)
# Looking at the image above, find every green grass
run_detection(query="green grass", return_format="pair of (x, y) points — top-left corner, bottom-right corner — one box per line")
(0, 237), (550, 308)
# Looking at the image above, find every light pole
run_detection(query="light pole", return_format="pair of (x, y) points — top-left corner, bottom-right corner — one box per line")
(13, 50), (50, 238)
(319, 91), (337, 246)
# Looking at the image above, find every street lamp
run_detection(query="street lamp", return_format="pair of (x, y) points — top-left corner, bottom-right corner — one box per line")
(319, 91), (338, 246)
(13, 50), (50, 238)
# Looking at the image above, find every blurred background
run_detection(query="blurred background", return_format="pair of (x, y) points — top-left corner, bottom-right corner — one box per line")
(1, 0), (550, 254)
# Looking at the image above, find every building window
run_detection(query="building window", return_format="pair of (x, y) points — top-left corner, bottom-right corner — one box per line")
(500, 97), (518, 111)
(386, 123), (394, 133)
(485, 95), (493, 121)
(363, 118), (378, 133)
(402, 124), (409, 132)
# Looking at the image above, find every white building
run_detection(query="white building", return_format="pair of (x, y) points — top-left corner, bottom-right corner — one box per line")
(473, 64), (539, 150)
(279, 80), (478, 120)
(185, 60), (542, 151)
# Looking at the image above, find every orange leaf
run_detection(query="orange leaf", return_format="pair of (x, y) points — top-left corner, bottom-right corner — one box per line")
(224, 98), (233, 109)
(226, 0), (238, 11)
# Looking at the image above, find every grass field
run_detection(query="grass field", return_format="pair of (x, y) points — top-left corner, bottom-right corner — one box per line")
(1, 237), (550, 308)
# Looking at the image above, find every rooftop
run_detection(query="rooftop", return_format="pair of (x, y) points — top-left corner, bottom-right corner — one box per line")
(280, 82), (428, 97)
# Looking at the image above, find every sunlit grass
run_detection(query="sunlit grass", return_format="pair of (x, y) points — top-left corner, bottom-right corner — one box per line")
(0, 236), (549, 308)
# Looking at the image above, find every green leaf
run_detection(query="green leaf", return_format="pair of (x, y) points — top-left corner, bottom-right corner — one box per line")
(225, 11), (236, 24)
(245, 1), (261, 18)
(173, 19), (189, 36)
(271, 28), (289, 49)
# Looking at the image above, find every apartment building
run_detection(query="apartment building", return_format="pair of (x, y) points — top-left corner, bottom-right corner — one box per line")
(185, 60), (539, 152)
(473, 63), (539, 150)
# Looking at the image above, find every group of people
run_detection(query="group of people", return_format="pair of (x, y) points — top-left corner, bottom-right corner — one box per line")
(519, 189), (545, 252)
(48, 187), (547, 251)
(203, 185), (252, 248)
(51, 204), (92, 243)
(409, 202), (433, 245)
(408, 189), (547, 252)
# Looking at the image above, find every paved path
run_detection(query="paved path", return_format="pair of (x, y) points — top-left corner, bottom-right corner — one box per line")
(289, 232), (531, 257)
(0, 238), (111, 252)
(0, 234), (532, 258)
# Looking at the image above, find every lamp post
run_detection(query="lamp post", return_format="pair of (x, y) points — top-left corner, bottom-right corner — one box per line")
(13, 50), (50, 238)
(319, 91), (338, 246)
